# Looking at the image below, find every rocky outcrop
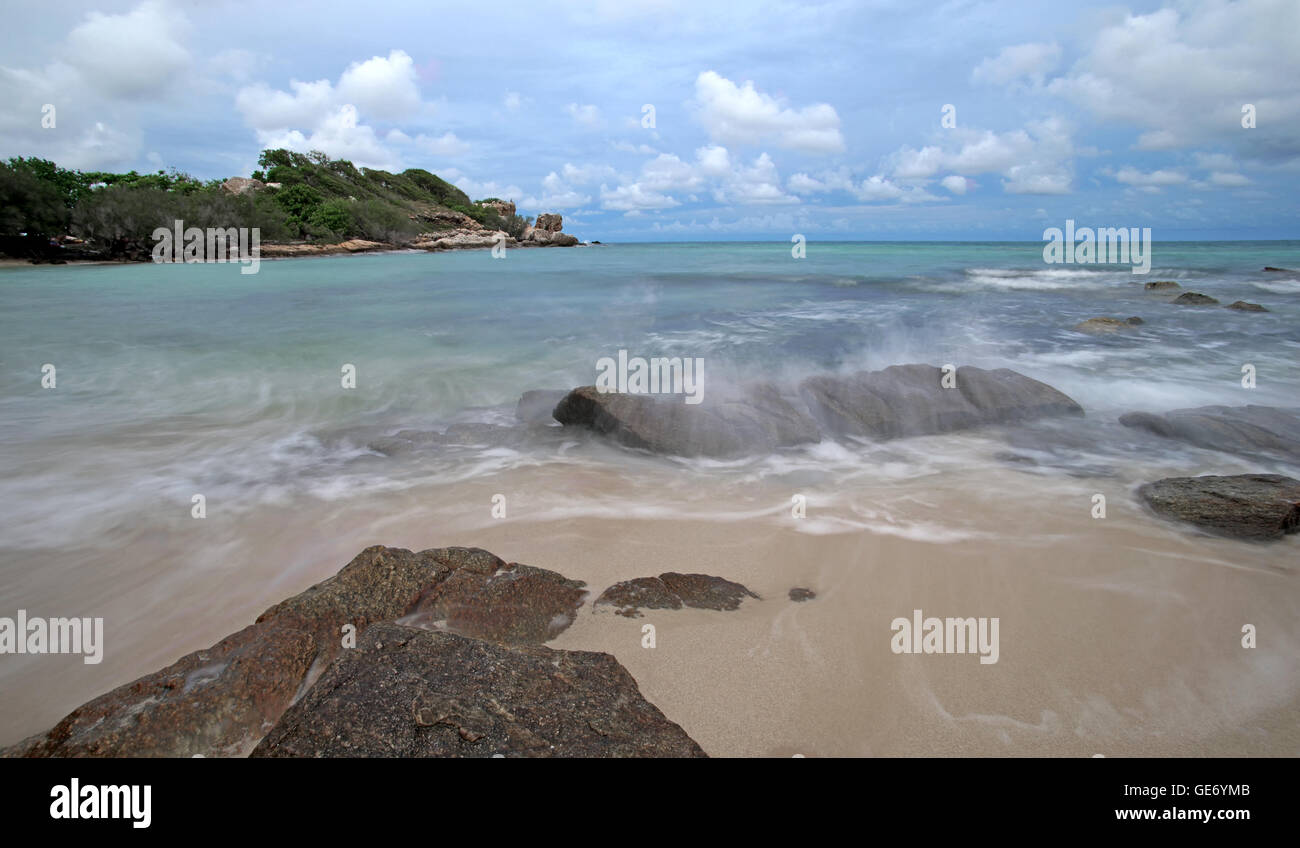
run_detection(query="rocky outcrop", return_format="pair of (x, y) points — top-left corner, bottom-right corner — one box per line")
(535, 213), (563, 232)
(515, 389), (570, 425)
(594, 573), (760, 618)
(1144, 280), (1179, 290)
(1227, 300), (1269, 312)
(1074, 316), (1143, 333)
(477, 200), (516, 219)
(798, 364), (1083, 441)
(1137, 474), (1300, 540)
(1118, 405), (1300, 463)
(2, 546), (608, 757)
(258, 239), (386, 258)
(553, 382), (820, 457)
(1263, 267), (1294, 273)
(251, 623), (706, 757)
(412, 230), (511, 251)
(221, 177), (266, 196)
(1172, 292), (1219, 305)
(548, 365), (1083, 457)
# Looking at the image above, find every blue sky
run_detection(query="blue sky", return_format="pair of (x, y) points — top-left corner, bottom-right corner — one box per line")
(2, 0), (1298, 241)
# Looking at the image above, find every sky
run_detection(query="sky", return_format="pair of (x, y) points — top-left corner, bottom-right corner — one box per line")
(1, 0), (1298, 241)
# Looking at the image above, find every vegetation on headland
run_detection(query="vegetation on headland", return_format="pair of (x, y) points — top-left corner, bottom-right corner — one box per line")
(0, 150), (533, 260)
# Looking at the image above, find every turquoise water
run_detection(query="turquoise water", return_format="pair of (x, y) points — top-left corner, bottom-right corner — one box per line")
(2, 241), (1299, 550)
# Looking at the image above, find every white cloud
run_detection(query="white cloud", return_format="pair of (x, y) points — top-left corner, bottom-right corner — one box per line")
(504, 92), (523, 110)
(940, 175), (970, 195)
(1208, 171), (1250, 186)
(565, 103), (604, 128)
(885, 117), (1074, 195)
(336, 50), (422, 121)
(601, 182), (680, 212)
(1113, 166), (1189, 186)
(65, 0), (190, 99)
(690, 70), (844, 153)
(972, 42), (1061, 86)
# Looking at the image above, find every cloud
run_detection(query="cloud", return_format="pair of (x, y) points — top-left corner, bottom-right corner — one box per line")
(1112, 166), (1189, 186)
(335, 50), (422, 121)
(972, 42), (1061, 86)
(504, 92), (522, 110)
(690, 70), (845, 153)
(940, 175), (969, 195)
(600, 182), (680, 211)
(885, 117), (1074, 195)
(565, 103), (603, 128)
(65, 0), (190, 99)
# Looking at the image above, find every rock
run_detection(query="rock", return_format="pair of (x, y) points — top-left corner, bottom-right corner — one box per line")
(799, 364), (1083, 440)
(1126, 316), (1144, 325)
(515, 389), (570, 425)
(535, 213), (563, 233)
(1262, 267), (1294, 273)
(1172, 292), (1219, 305)
(1137, 474), (1300, 540)
(1145, 280), (1179, 290)
(1226, 300), (1269, 312)
(420, 230), (511, 251)
(527, 229), (553, 245)
(221, 177), (266, 196)
(3, 546), (586, 758)
(594, 573), (760, 617)
(250, 624), (706, 757)
(549, 233), (579, 247)
(554, 382), (821, 457)
(788, 588), (816, 602)
(477, 200), (515, 219)
(338, 239), (385, 252)
(1118, 405), (1300, 462)
(1074, 317), (1138, 334)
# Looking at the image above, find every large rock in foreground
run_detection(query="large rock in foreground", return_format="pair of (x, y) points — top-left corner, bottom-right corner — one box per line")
(3, 546), (587, 757)
(1119, 405), (1300, 462)
(798, 364), (1083, 440)
(1137, 474), (1300, 540)
(554, 382), (820, 457)
(252, 624), (705, 757)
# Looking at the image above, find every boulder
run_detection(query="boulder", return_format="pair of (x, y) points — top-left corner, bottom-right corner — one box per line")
(594, 573), (760, 618)
(221, 177), (266, 196)
(1137, 474), (1300, 540)
(553, 382), (821, 457)
(477, 200), (516, 219)
(549, 232), (579, 247)
(1226, 301), (1269, 312)
(535, 213), (563, 232)
(417, 230), (511, 251)
(1172, 292), (1219, 305)
(798, 364), (1083, 440)
(1263, 267), (1294, 273)
(1144, 280), (1180, 290)
(789, 588), (816, 602)
(1118, 405), (1300, 462)
(1074, 316), (1139, 334)
(251, 623), (706, 757)
(3, 546), (587, 757)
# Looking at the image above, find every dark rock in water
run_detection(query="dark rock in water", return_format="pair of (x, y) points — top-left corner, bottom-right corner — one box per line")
(788, 587), (816, 602)
(3, 546), (586, 758)
(799, 365), (1083, 440)
(1144, 280), (1180, 290)
(1126, 316), (1144, 325)
(553, 382), (820, 457)
(1263, 267), (1294, 273)
(1118, 405), (1300, 463)
(515, 389), (570, 425)
(251, 624), (706, 758)
(1226, 300), (1269, 312)
(1074, 317), (1136, 334)
(595, 573), (759, 617)
(1137, 475), (1300, 540)
(1172, 292), (1219, 305)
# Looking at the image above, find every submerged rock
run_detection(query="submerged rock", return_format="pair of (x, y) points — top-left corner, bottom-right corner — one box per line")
(1262, 267), (1294, 273)
(1118, 405), (1300, 463)
(3, 546), (589, 758)
(1144, 280), (1180, 290)
(554, 382), (820, 457)
(252, 624), (706, 758)
(595, 573), (760, 617)
(515, 389), (570, 425)
(1226, 300), (1269, 312)
(788, 588), (816, 602)
(1137, 474), (1300, 540)
(1172, 292), (1219, 305)
(1074, 316), (1139, 334)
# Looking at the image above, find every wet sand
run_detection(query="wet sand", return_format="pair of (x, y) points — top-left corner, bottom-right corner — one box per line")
(3, 457), (1296, 756)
